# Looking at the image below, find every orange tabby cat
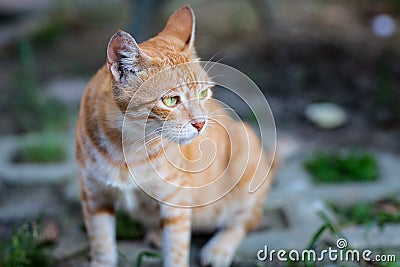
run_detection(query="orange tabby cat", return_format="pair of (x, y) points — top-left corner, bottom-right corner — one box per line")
(75, 5), (275, 267)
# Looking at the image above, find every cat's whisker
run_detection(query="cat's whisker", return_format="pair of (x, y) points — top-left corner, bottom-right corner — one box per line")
(143, 127), (175, 147)
(203, 50), (224, 70)
(208, 107), (235, 116)
(206, 122), (219, 127)
(134, 128), (162, 144)
(204, 55), (229, 76)
(143, 136), (159, 146)
(129, 128), (164, 152)
(144, 133), (164, 146)
(207, 74), (225, 81)
(147, 134), (172, 153)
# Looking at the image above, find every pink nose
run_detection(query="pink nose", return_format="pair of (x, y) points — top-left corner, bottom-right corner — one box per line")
(191, 120), (205, 132)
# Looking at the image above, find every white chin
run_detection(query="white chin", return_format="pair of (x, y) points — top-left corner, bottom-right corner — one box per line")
(175, 136), (195, 145)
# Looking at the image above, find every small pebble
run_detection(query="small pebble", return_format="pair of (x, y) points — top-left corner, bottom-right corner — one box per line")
(371, 14), (396, 38)
(305, 102), (347, 129)
(39, 219), (59, 244)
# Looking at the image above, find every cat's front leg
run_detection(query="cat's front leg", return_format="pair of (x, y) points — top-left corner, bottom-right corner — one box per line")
(80, 176), (117, 267)
(160, 204), (192, 267)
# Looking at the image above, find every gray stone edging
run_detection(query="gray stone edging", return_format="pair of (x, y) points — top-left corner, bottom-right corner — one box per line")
(267, 150), (400, 208)
(0, 133), (77, 185)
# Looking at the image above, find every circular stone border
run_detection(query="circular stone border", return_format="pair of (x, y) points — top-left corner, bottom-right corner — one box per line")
(0, 133), (76, 185)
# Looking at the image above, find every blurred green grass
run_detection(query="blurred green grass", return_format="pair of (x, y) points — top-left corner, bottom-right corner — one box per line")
(12, 136), (66, 163)
(330, 198), (400, 227)
(0, 223), (53, 267)
(305, 150), (379, 183)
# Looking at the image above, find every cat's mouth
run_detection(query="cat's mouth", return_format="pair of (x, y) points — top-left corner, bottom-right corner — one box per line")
(166, 130), (198, 145)
(161, 119), (207, 145)
(170, 126), (206, 145)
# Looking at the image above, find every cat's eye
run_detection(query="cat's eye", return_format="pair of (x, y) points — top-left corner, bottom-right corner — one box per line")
(199, 89), (208, 99)
(162, 96), (179, 107)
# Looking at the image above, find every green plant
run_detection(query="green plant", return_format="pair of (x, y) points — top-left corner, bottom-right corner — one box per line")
(81, 211), (145, 240)
(0, 223), (52, 267)
(283, 212), (344, 267)
(378, 260), (400, 267)
(12, 136), (66, 163)
(116, 211), (145, 240)
(330, 199), (400, 227)
(135, 251), (162, 267)
(118, 249), (162, 267)
(294, 211), (400, 267)
(304, 150), (379, 183)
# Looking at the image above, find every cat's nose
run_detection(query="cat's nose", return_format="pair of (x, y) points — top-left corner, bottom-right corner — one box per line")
(191, 119), (205, 132)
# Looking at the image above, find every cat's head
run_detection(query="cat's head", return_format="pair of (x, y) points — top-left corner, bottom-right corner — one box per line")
(106, 5), (212, 145)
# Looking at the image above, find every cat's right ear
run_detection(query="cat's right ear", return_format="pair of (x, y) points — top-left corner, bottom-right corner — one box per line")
(107, 30), (152, 85)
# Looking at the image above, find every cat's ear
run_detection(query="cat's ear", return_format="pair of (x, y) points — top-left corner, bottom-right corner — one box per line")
(107, 30), (152, 84)
(161, 5), (196, 52)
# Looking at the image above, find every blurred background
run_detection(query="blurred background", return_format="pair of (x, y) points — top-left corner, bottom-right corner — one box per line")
(0, 0), (399, 266)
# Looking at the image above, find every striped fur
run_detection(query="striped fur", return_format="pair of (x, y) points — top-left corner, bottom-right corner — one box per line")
(75, 5), (275, 267)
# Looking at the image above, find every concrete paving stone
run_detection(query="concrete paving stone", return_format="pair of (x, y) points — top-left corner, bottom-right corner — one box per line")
(0, 185), (66, 220)
(342, 224), (400, 251)
(52, 231), (88, 263)
(261, 208), (290, 230)
(282, 197), (337, 228)
(117, 241), (162, 267)
(312, 183), (400, 207)
(0, 134), (77, 185)
(268, 148), (400, 209)
(51, 215), (88, 261)
(63, 171), (81, 204)
(377, 152), (400, 184)
(43, 78), (88, 107)
(238, 226), (324, 257)
(265, 155), (313, 208)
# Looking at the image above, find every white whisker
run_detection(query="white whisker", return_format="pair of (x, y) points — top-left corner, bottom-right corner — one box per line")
(204, 55), (229, 75)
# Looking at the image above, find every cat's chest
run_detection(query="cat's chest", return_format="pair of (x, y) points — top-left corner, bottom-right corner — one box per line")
(116, 187), (161, 227)
(124, 145), (187, 184)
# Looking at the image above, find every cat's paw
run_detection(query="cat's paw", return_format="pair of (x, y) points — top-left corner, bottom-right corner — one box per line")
(199, 242), (234, 267)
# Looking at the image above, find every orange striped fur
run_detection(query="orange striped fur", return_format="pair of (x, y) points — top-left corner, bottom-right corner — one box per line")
(75, 5), (275, 267)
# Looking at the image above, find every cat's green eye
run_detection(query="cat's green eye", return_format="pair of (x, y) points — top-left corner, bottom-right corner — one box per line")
(162, 96), (179, 107)
(199, 89), (208, 99)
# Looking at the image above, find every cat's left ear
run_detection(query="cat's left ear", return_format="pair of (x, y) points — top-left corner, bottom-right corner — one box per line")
(161, 5), (196, 52)
(107, 30), (152, 85)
